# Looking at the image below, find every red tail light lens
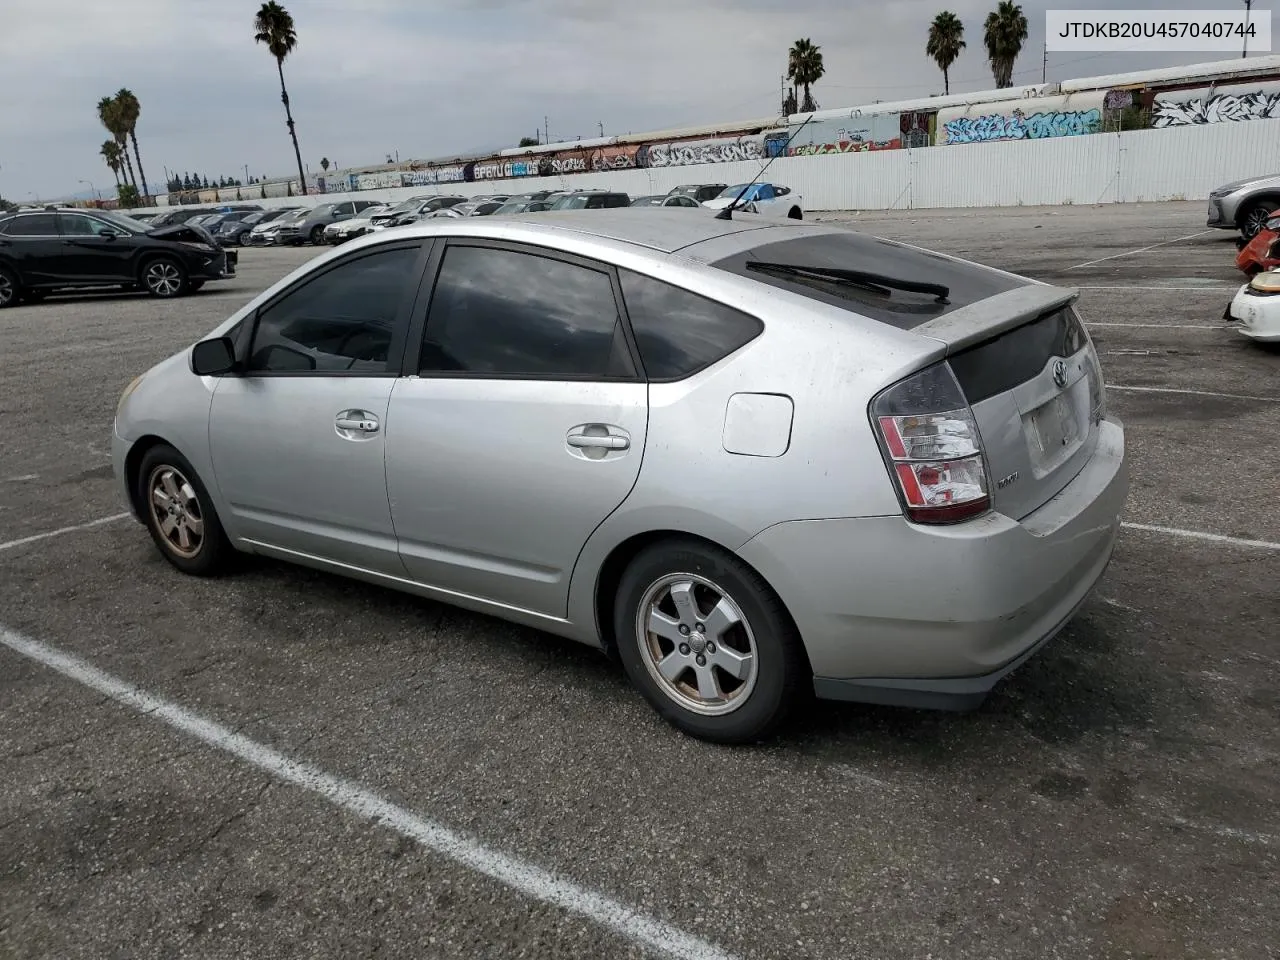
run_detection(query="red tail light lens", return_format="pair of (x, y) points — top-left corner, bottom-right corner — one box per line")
(871, 363), (991, 524)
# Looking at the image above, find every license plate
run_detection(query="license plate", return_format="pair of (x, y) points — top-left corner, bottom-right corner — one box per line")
(1029, 393), (1079, 456)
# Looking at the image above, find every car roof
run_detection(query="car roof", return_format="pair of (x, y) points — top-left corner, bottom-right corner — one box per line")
(388, 207), (800, 254)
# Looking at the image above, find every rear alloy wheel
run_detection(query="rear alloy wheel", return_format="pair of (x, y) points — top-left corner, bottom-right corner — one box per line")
(142, 258), (187, 298)
(614, 539), (807, 743)
(0, 267), (19, 308)
(236, 230), (250, 245)
(138, 444), (230, 576)
(310, 225), (325, 244)
(1241, 200), (1278, 239)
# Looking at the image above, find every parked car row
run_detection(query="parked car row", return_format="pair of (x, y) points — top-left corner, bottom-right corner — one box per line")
(120, 182), (805, 253)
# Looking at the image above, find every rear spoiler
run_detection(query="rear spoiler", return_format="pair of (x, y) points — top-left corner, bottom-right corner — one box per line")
(913, 284), (1080, 354)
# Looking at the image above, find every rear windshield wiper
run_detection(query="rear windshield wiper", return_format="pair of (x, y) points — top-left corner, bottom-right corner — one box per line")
(745, 261), (951, 304)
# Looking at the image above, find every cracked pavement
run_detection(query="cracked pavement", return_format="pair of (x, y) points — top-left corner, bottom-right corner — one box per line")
(1, 203), (1278, 959)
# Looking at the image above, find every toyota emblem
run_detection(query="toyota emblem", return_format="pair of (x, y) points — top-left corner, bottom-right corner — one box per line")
(1052, 359), (1068, 388)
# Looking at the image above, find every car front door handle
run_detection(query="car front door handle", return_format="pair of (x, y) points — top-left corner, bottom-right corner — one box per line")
(567, 433), (628, 450)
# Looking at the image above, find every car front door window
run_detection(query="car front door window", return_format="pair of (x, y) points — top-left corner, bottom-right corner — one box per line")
(247, 245), (421, 374)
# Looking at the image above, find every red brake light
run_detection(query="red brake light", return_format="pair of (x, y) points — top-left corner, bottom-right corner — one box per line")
(871, 363), (991, 525)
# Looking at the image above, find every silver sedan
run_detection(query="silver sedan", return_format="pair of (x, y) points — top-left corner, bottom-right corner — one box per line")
(111, 210), (1128, 743)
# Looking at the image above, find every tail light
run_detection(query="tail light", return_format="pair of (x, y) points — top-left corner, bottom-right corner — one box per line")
(870, 362), (991, 525)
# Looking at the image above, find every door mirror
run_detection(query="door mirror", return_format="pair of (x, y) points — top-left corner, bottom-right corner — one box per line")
(97, 229), (117, 240)
(191, 336), (237, 376)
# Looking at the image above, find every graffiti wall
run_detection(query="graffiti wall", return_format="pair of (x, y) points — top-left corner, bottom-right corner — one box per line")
(787, 114), (903, 154)
(473, 159), (540, 180)
(356, 171), (404, 190)
(591, 145), (638, 171)
(937, 92), (1107, 145)
(641, 134), (770, 168)
(900, 111), (935, 149)
(1151, 80), (1280, 127)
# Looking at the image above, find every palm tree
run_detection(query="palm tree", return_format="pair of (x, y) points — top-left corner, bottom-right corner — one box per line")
(97, 96), (136, 191)
(114, 88), (150, 204)
(984, 1), (1028, 88)
(320, 157), (330, 172)
(254, 2), (307, 195)
(787, 39), (825, 113)
(100, 140), (123, 190)
(927, 12), (966, 95)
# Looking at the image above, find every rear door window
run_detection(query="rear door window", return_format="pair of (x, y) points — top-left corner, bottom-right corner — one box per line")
(618, 269), (763, 381)
(2, 214), (58, 236)
(418, 244), (635, 379)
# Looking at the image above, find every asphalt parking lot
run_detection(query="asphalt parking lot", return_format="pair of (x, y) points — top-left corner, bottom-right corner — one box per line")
(2, 201), (1277, 960)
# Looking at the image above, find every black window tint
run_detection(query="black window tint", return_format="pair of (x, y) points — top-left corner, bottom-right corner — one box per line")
(420, 245), (633, 378)
(709, 231), (1028, 331)
(3, 214), (57, 236)
(60, 214), (109, 237)
(247, 245), (419, 374)
(618, 269), (763, 380)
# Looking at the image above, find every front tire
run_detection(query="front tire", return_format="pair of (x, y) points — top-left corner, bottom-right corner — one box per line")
(141, 257), (188, 298)
(137, 444), (231, 576)
(1241, 200), (1278, 239)
(310, 225), (325, 244)
(613, 539), (808, 743)
(788, 207), (803, 220)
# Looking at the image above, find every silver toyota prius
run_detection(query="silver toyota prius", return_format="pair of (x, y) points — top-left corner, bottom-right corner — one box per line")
(112, 209), (1128, 743)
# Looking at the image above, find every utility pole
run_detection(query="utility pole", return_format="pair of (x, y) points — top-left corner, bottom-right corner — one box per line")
(598, 121), (604, 137)
(781, 74), (786, 113)
(544, 115), (549, 145)
(1243, 0), (1253, 57)
(244, 164), (249, 185)
(1043, 41), (1048, 83)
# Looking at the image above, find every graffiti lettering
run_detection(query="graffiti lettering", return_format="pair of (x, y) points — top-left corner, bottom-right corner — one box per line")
(1152, 90), (1280, 127)
(646, 137), (764, 168)
(789, 137), (901, 155)
(943, 108), (1102, 144)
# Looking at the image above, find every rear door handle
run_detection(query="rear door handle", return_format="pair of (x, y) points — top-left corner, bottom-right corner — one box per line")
(567, 433), (628, 450)
(336, 414), (379, 433)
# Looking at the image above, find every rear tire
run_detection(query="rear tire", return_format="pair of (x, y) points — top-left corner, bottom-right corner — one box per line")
(141, 257), (188, 298)
(613, 538), (808, 744)
(137, 444), (232, 576)
(788, 207), (802, 220)
(310, 225), (325, 244)
(0, 266), (19, 308)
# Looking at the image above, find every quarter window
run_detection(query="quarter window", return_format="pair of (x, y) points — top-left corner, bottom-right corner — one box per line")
(618, 269), (763, 380)
(419, 244), (634, 378)
(246, 245), (420, 374)
(2, 214), (57, 236)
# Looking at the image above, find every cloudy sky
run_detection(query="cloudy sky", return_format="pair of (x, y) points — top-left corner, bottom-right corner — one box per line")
(0, 0), (1270, 200)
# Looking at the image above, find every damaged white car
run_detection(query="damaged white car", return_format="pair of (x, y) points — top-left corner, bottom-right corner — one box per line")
(1224, 270), (1280, 343)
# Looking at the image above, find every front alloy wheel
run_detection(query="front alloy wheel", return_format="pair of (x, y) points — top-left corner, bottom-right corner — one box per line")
(147, 464), (205, 559)
(143, 259), (185, 297)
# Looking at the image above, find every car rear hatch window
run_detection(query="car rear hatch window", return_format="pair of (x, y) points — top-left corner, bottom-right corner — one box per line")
(708, 231), (1029, 331)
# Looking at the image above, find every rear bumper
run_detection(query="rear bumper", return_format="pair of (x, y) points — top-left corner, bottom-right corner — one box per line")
(737, 417), (1128, 710)
(192, 249), (236, 281)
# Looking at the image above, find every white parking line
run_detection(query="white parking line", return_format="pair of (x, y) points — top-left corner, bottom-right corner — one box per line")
(1067, 231), (1214, 269)
(1078, 285), (1234, 292)
(0, 626), (738, 960)
(1122, 523), (1280, 552)
(0, 513), (131, 554)
(1088, 322), (1222, 329)
(1107, 385), (1280, 403)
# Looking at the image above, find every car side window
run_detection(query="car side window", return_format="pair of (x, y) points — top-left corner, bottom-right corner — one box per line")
(59, 214), (116, 237)
(2, 214), (57, 236)
(618, 269), (763, 381)
(246, 245), (421, 375)
(419, 244), (635, 379)
(757, 184), (776, 201)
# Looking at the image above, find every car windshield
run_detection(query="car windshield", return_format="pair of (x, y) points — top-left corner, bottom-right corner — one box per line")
(717, 184), (756, 200)
(281, 208), (309, 222)
(94, 210), (151, 234)
(311, 204), (336, 217)
(387, 197), (429, 215)
(493, 201), (528, 214)
(241, 212), (266, 225)
(550, 194), (591, 210)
